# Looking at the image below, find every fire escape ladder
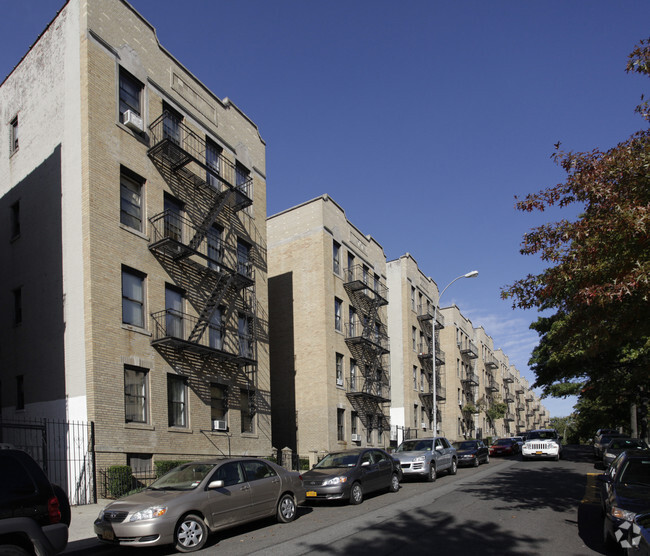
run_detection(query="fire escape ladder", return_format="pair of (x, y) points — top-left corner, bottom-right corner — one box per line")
(187, 273), (235, 343)
(187, 188), (233, 252)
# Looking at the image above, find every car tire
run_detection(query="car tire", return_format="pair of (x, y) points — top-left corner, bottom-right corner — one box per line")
(554, 453), (560, 461)
(175, 513), (208, 553)
(473, 457), (480, 468)
(449, 458), (458, 475)
(603, 517), (617, 551)
(426, 463), (437, 482)
(350, 482), (363, 505)
(389, 473), (400, 493)
(0, 546), (31, 556)
(276, 493), (297, 523)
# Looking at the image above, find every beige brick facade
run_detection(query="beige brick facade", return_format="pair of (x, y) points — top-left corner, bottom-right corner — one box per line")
(1, 0), (270, 471)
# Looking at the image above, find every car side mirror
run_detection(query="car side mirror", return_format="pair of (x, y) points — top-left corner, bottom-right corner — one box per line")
(361, 461), (370, 467)
(208, 479), (225, 489)
(596, 474), (611, 484)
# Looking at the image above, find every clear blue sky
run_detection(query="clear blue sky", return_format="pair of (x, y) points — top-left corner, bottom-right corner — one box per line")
(2, 1), (648, 418)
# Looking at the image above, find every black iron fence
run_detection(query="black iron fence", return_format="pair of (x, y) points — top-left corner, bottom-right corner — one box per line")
(0, 417), (95, 505)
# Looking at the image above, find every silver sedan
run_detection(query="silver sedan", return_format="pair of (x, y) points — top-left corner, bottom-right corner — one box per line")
(94, 458), (305, 552)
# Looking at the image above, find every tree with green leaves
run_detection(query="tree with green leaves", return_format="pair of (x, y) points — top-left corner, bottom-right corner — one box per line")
(502, 38), (650, 437)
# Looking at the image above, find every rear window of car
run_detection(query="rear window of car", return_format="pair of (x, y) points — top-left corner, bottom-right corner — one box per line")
(0, 455), (37, 499)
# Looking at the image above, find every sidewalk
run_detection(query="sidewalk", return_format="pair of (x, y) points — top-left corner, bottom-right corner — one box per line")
(62, 498), (111, 554)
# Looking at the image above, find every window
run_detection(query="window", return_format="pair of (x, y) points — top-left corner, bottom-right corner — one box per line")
(336, 353), (344, 386)
(10, 201), (20, 239)
(333, 241), (341, 274)
(165, 285), (184, 338)
(351, 412), (358, 435)
(242, 460), (276, 482)
(207, 225), (224, 270)
(16, 376), (24, 410)
(412, 327), (417, 351)
(347, 252), (355, 280)
(237, 239), (252, 279)
(413, 366), (417, 390)
(349, 307), (357, 337)
(213, 462), (245, 487)
(127, 454), (152, 475)
(413, 405), (418, 429)
(240, 388), (255, 433)
(210, 384), (228, 427)
(9, 116), (18, 155)
(334, 298), (342, 331)
(411, 286), (416, 311)
(235, 161), (250, 191)
(124, 365), (148, 423)
(209, 306), (225, 350)
(162, 102), (182, 144)
(119, 68), (143, 122)
(164, 195), (184, 242)
(366, 414), (373, 443)
(120, 169), (143, 231)
(167, 375), (187, 427)
(238, 313), (253, 359)
(350, 360), (357, 390)
(13, 287), (22, 325)
(337, 409), (345, 441)
(205, 138), (222, 190)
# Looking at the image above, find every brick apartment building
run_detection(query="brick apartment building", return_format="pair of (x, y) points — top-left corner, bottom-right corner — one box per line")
(0, 0), (271, 475)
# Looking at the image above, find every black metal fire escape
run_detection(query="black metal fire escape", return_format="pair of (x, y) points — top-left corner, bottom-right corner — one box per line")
(146, 112), (258, 382)
(344, 265), (390, 433)
(417, 305), (446, 423)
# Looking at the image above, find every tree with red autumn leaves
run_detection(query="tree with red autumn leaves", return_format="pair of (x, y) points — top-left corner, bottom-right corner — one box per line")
(502, 38), (650, 434)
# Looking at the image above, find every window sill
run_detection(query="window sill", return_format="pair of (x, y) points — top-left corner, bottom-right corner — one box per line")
(125, 422), (155, 431)
(121, 323), (152, 336)
(120, 223), (149, 241)
(241, 432), (258, 438)
(168, 427), (193, 434)
(116, 122), (150, 145)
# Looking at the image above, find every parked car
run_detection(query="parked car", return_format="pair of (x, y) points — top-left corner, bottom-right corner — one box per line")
(94, 458), (304, 552)
(594, 434), (628, 459)
(599, 449), (650, 551)
(453, 440), (489, 467)
(511, 436), (525, 451)
(0, 449), (69, 555)
(602, 438), (649, 468)
(521, 429), (563, 461)
(489, 438), (519, 457)
(630, 512), (650, 555)
(392, 437), (457, 481)
(302, 448), (400, 505)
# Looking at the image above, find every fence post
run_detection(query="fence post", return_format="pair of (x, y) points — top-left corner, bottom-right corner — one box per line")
(281, 447), (293, 470)
(90, 422), (97, 503)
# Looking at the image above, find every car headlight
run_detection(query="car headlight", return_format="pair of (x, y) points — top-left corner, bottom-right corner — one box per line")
(323, 476), (348, 486)
(413, 456), (426, 462)
(129, 506), (168, 522)
(610, 506), (637, 521)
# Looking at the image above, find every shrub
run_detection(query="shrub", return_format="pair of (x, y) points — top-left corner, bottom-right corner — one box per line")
(155, 460), (190, 478)
(106, 465), (133, 498)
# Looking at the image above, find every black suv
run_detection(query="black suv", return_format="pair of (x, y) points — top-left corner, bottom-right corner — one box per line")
(0, 449), (68, 555)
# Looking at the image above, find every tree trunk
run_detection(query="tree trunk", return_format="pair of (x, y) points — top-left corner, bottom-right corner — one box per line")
(631, 402), (638, 438)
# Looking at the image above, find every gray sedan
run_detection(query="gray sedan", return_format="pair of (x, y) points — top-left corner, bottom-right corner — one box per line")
(94, 458), (305, 552)
(302, 448), (400, 505)
(602, 437), (648, 467)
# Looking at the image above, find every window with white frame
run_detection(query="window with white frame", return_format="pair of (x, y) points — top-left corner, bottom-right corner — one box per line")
(124, 365), (148, 423)
(119, 68), (143, 124)
(333, 240), (341, 274)
(337, 408), (345, 441)
(120, 168), (143, 232)
(122, 267), (145, 328)
(211, 384), (228, 428)
(350, 360), (357, 390)
(334, 298), (342, 331)
(167, 374), (187, 427)
(336, 353), (344, 386)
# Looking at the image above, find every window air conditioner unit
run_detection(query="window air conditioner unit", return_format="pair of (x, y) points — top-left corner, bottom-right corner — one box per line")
(123, 110), (143, 132)
(336, 378), (343, 386)
(351, 434), (361, 442)
(421, 422), (427, 429)
(212, 419), (227, 431)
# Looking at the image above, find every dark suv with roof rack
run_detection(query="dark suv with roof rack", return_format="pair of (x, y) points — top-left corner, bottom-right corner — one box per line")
(0, 449), (68, 555)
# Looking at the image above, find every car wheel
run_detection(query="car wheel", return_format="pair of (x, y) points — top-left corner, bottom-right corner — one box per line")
(175, 513), (208, 553)
(449, 459), (458, 475)
(350, 482), (363, 505)
(473, 457), (480, 467)
(554, 453), (560, 461)
(388, 472), (400, 493)
(426, 463), (437, 482)
(276, 493), (297, 523)
(603, 517), (617, 551)
(0, 546), (31, 556)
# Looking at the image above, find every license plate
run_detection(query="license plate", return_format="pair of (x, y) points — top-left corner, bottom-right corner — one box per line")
(536, 451), (543, 455)
(102, 529), (115, 541)
(306, 491), (317, 497)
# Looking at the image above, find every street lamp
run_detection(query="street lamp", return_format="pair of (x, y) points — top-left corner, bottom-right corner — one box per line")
(432, 270), (479, 436)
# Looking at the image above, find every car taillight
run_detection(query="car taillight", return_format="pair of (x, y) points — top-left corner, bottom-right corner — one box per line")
(48, 495), (61, 524)
(298, 474), (303, 482)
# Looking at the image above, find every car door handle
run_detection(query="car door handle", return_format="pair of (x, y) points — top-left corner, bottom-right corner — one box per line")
(272, 478), (280, 484)
(240, 485), (250, 491)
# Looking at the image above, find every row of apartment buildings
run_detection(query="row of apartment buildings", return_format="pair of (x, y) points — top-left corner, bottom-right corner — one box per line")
(0, 0), (548, 483)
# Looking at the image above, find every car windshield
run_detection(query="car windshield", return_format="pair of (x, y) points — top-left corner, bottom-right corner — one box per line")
(609, 439), (647, 450)
(149, 463), (216, 491)
(315, 453), (359, 468)
(454, 441), (477, 450)
(396, 440), (433, 452)
(494, 439), (512, 445)
(619, 459), (650, 487)
(527, 431), (557, 440)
